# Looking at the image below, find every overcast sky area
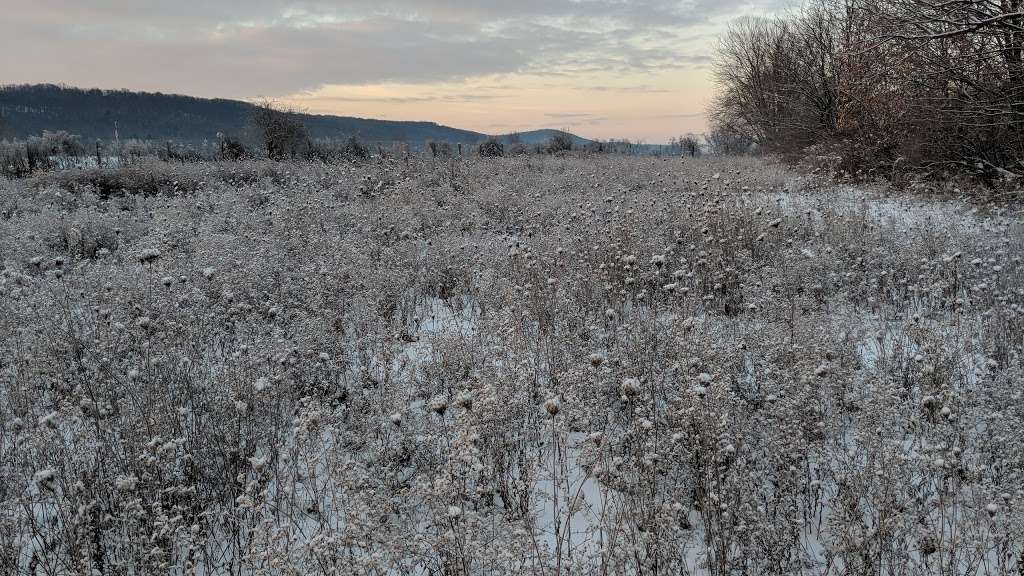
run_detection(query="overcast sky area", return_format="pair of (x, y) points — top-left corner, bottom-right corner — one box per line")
(0, 0), (795, 143)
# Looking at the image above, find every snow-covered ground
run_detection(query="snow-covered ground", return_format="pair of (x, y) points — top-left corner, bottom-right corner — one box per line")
(0, 155), (1021, 574)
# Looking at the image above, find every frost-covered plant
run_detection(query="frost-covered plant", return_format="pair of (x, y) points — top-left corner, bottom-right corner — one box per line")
(0, 154), (1021, 574)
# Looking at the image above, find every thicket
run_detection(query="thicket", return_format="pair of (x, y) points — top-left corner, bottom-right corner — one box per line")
(711, 0), (1024, 188)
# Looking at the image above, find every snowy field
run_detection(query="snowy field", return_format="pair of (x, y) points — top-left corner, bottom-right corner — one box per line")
(1, 155), (1022, 574)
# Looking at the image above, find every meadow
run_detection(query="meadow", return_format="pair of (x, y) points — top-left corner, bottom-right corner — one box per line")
(1, 154), (1022, 574)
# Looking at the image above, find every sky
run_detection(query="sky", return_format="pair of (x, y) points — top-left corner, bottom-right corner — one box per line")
(0, 0), (794, 143)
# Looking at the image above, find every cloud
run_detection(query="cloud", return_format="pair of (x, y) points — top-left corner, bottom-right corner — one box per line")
(297, 92), (503, 104)
(544, 112), (597, 118)
(658, 112), (707, 119)
(1, 13), (525, 97)
(0, 0), (793, 96)
(540, 112), (612, 128)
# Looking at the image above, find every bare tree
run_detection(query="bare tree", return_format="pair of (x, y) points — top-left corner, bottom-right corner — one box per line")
(251, 101), (308, 160)
(680, 134), (702, 157)
(710, 6), (844, 154)
(545, 132), (574, 154)
(854, 0), (1024, 177)
(710, 0), (1023, 182)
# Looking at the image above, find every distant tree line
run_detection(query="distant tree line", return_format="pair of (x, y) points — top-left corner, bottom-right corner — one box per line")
(0, 84), (487, 146)
(1, 96), (695, 179)
(711, 0), (1024, 185)
(0, 102), (377, 178)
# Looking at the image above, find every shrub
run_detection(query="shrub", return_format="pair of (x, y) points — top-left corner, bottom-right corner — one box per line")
(545, 132), (573, 154)
(33, 160), (203, 197)
(158, 142), (203, 163)
(55, 219), (120, 259)
(710, 1), (1024, 186)
(216, 134), (249, 161)
(340, 136), (370, 160)
(305, 136), (370, 162)
(0, 132), (86, 177)
(706, 125), (754, 156)
(251, 101), (309, 160)
(427, 140), (453, 158)
(508, 142), (530, 156)
(117, 139), (155, 164)
(478, 139), (504, 158)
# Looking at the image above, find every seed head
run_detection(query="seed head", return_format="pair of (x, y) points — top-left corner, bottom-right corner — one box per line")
(137, 248), (162, 264)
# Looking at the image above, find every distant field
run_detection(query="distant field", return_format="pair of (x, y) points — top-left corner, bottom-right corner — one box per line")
(1, 155), (1022, 574)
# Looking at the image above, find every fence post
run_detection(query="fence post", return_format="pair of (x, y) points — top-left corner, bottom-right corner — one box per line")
(96, 141), (102, 168)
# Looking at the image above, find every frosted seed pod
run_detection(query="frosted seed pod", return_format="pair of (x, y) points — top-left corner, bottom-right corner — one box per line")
(544, 397), (560, 416)
(34, 469), (57, 488)
(38, 411), (60, 429)
(137, 248), (161, 264)
(115, 475), (138, 491)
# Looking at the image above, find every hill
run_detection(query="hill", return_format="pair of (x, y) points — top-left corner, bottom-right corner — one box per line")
(0, 84), (590, 148)
(495, 129), (591, 147)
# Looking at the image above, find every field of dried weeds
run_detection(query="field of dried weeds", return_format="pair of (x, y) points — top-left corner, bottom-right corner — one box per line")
(1, 154), (1022, 574)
